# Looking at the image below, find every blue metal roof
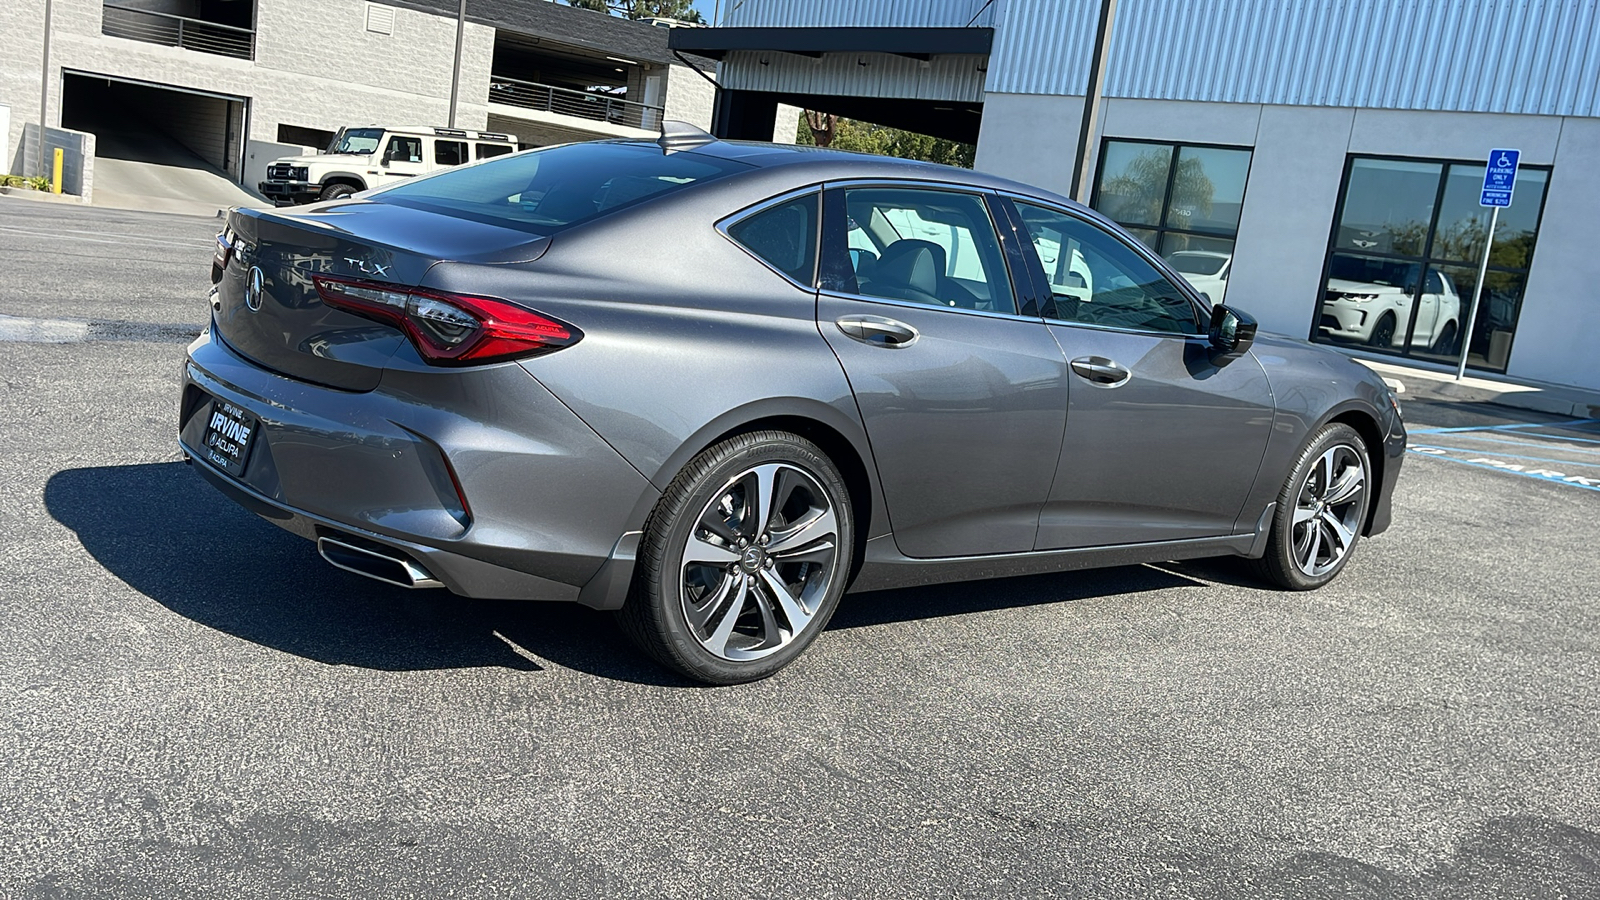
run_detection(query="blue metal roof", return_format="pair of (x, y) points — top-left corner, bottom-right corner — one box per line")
(988, 0), (1600, 117)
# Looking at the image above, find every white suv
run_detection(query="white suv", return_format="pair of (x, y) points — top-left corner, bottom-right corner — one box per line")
(1319, 257), (1462, 352)
(259, 126), (518, 206)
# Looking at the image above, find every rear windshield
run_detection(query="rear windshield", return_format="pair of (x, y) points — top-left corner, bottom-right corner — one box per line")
(375, 142), (753, 235)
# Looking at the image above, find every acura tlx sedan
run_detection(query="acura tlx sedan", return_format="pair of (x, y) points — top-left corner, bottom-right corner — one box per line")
(180, 124), (1405, 684)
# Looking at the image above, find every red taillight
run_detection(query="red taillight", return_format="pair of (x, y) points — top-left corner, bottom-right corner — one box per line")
(312, 275), (579, 366)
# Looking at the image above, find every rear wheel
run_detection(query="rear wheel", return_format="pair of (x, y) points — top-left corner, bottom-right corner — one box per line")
(1251, 423), (1371, 591)
(1432, 321), (1458, 354)
(617, 431), (853, 684)
(318, 182), (357, 202)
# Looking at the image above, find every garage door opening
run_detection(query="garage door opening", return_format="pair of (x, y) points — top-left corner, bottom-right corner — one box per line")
(60, 72), (260, 212)
(62, 73), (247, 178)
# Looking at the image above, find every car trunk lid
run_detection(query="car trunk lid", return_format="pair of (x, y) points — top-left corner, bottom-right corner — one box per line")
(214, 200), (549, 391)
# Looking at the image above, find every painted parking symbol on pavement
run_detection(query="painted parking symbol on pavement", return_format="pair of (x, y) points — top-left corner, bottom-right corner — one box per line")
(1407, 418), (1600, 492)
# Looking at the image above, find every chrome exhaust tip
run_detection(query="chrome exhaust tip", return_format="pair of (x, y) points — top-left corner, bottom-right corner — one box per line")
(317, 536), (444, 589)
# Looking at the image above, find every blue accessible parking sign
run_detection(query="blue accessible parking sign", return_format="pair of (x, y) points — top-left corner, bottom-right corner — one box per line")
(1480, 149), (1520, 207)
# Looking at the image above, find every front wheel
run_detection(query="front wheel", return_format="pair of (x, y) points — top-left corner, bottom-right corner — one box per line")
(318, 183), (357, 202)
(1367, 313), (1397, 348)
(617, 431), (854, 684)
(1251, 423), (1371, 591)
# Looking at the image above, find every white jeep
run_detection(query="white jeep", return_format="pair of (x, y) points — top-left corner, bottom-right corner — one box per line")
(259, 125), (518, 206)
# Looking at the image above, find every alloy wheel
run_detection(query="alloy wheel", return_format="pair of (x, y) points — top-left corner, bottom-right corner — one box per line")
(679, 463), (839, 661)
(1290, 445), (1367, 577)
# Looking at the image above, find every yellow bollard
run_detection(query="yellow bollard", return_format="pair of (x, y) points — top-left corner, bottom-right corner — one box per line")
(51, 148), (63, 195)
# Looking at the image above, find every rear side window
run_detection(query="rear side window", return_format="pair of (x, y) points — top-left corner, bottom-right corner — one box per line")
(476, 143), (513, 160)
(725, 193), (819, 286)
(435, 140), (469, 166)
(377, 142), (753, 236)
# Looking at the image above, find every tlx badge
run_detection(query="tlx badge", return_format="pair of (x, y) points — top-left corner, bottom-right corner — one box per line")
(344, 257), (391, 278)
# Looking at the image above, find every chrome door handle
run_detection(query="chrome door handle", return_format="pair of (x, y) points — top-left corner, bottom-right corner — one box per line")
(1069, 356), (1131, 388)
(835, 315), (919, 348)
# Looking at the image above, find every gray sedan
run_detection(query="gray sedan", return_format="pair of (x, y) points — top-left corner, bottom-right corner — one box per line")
(181, 126), (1405, 684)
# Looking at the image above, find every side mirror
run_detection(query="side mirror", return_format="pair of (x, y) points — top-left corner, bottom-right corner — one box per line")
(1209, 304), (1257, 361)
(379, 157), (390, 168)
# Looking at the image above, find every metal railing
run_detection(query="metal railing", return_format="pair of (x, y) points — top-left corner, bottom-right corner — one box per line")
(101, 3), (255, 60)
(488, 76), (664, 131)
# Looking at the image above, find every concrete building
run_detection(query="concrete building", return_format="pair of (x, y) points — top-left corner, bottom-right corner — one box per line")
(674, 0), (1600, 392)
(2, 0), (718, 203)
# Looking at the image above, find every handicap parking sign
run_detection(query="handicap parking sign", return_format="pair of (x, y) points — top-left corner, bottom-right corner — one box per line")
(1480, 149), (1519, 207)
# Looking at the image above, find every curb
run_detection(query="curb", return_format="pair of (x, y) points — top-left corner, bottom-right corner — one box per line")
(0, 185), (86, 205)
(1355, 358), (1600, 420)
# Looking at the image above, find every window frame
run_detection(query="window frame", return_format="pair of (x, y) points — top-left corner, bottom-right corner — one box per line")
(998, 192), (1211, 338)
(813, 179), (1040, 323)
(714, 186), (824, 292)
(1090, 137), (1256, 254)
(1314, 152), (1552, 370)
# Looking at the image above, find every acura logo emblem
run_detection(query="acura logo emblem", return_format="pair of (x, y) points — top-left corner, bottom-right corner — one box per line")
(244, 266), (265, 311)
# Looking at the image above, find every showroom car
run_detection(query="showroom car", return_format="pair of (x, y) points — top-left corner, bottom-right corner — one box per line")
(1319, 255), (1462, 352)
(182, 124), (1406, 684)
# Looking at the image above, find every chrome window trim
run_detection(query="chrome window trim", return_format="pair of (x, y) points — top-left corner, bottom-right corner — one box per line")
(818, 289), (1045, 324)
(999, 190), (1210, 337)
(715, 185), (824, 292)
(822, 179), (1027, 319)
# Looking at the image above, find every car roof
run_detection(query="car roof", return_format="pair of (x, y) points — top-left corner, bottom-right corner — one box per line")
(605, 138), (1090, 214)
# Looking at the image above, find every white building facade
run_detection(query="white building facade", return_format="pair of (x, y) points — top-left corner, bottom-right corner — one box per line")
(677, 0), (1600, 392)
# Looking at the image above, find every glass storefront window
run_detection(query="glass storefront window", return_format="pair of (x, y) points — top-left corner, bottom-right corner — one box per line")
(1092, 139), (1253, 305)
(1314, 155), (1550, 373)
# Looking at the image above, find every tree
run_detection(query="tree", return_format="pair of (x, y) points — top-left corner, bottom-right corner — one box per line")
(565, 0), (704, 24)
(796, 111), (975, 168)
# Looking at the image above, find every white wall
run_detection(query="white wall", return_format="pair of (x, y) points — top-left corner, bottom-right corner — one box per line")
(1505, 117), (1600, 390)
(1225, 105), (1354, 338)
(772, 103), (803, 143)
(0, 105), (9, 175)
(973, 91), (1084, 199)
(663, 63), (715, 131)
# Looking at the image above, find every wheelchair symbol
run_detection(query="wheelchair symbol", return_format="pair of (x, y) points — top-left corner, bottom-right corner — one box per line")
(1496, 153), (1514, 168)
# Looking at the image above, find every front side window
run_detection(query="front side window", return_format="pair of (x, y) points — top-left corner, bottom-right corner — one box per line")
(435, 140), (469, 166)
(835, 187), (1016, 315)
(725, 193), (819, 286)
(1315, 156), (1550, 371)
(384, 136), (422, 164)
(1093, 139), (1252, 306)
(1015, 201), (1201, 335)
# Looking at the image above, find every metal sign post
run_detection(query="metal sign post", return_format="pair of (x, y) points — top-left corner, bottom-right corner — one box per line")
(1457, 149), (1519, 381)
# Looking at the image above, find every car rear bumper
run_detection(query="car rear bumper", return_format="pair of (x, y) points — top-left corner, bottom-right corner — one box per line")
(177, 327), (658, 606)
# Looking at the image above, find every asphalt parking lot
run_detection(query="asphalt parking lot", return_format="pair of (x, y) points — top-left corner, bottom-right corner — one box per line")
(2, 198), (1598, 899)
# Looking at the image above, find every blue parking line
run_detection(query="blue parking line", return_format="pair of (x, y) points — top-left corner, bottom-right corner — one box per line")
(1424, 432), (1600, 454)
(1410, 445), (1600, 469)
(1408, 417), (1600, 436)
(1408, 451), (1600, 493)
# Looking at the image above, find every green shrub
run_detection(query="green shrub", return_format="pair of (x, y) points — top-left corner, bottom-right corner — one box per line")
(0, 175), (24, 188)
(25, 176), (50, 191)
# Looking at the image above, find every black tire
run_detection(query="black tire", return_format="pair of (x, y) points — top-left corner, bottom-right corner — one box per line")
(318, 183), (357, 202)
(1251, 423), (1371, 591)
(617, 431), (854, 685)
(1368, 313), (1397, 348)
(1432, 321), (1458, 354)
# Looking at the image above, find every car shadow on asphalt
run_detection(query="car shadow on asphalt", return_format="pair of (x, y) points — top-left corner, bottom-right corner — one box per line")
(44, 461), (691, 685)
(47, 461), (1220, 686)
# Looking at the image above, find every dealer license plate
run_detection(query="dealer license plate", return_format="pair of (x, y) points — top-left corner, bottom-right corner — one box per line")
(201, 398), (258, 477)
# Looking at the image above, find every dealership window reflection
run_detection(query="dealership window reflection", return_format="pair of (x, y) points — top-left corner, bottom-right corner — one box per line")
(1316, 156), (1548, 372)
(1092, 140), (1252, 306)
